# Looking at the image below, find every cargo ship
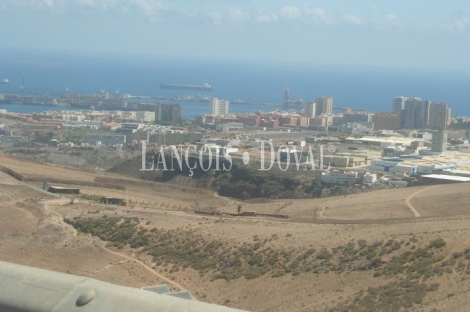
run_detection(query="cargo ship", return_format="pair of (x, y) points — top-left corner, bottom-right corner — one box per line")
(160, 83), (213, 91)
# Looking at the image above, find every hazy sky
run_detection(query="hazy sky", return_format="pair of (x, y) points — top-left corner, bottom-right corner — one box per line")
(1, 0), (469, 71)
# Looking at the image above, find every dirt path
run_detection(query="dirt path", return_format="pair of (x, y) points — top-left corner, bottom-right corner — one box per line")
(42, 198), (189, 294)
(318, 198), (354, 220)
(98, 243), (188, 292)
(404, 185), (441, 218)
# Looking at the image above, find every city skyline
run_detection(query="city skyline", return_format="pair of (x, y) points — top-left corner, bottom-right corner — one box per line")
(1, 0), (469, 71)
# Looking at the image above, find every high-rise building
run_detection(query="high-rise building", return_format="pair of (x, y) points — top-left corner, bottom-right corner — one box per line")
(372, 112), (401, 130)
(343, 112), (371, 123)
(432, 128), (448, 153)
(309, 116), (327, 127)
(393, 96), (406, 114)
(402, 97), (424, 129)
(298, 117), (309, 128)
(278, 116), (298, 127)
(304, 102), (316, 118)
(398, 96), (451, 130)
(210, 97), (229, 116)
(427, 102), (451, 130)
(137, 103), (159, 120)
(315, 96), (333, 116)
(136, 111), (156, 123)
(161, 104), (182, 123)
(447, 107), (452, 127)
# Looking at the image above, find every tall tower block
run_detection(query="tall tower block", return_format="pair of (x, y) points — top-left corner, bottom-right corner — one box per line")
(431, 128), (448, 153)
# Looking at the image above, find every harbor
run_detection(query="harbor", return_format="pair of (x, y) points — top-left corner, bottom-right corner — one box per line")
(0, 91), (282, 112)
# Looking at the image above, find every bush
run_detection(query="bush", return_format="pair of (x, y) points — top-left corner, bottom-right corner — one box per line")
(429, 238), (446, 249)
(271, 269), (286, 278)
(329, 279), (439, 311)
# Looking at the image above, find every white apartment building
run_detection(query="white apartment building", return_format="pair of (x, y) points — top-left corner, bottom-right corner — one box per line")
(210, 97), (229, 116)
(304, 102), (316, 118)
(321, 170), (358, 185)
(363, 172), (377, 184)
(136, 111), (156, 123)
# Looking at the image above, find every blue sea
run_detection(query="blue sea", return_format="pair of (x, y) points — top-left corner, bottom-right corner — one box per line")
(1, 50), (469, 117)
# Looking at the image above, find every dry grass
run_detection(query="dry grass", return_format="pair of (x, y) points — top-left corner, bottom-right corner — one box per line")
(2, 155), (470, 311)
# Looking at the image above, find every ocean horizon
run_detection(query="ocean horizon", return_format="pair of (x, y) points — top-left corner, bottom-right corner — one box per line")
(1, 51), (469, 117)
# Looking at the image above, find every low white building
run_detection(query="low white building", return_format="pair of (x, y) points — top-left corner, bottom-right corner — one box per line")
(321, 170), (358, 185)
(391, 171), (410, 179)
(293, 140), (306, 147)
(121, 111), (137, 119)
(63, 120), (102, 130)
(58, 142), (74, 151)
(370, 158), (418, 174)
(136, 111), (156, 123)
(216, 122), (244, 132)
(87, 134), (126, 146)
(250, 139), (273, 149)
(371, 152), (470, 175)
(363, 172), (377, 184)
(388, 180), (408, 187)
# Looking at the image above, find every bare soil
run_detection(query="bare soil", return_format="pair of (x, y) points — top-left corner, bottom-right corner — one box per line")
(2, 154), (470, 312)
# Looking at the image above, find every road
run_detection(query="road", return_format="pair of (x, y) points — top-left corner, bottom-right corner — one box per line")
(42, 198), (189, 294)
(0, 170), (189, 295)
(404, 185), (441, 218)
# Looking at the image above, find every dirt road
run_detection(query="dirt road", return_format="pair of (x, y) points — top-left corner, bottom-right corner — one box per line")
(42, 198), (189, 293)
(404, 185), (442, 218)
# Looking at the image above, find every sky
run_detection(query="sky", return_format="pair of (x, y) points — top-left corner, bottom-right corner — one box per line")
(0, 0), (470, 71)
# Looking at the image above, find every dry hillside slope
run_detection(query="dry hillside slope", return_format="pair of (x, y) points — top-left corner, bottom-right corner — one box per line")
(1, 154), (470, 311)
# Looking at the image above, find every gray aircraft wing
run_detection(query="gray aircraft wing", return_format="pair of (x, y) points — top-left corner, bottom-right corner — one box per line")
(0, 261), (248, 312)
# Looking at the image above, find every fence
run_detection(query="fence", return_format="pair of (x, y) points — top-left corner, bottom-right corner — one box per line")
(0, 165), (24, 181)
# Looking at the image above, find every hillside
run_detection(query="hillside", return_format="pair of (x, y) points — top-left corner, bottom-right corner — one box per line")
(2, 154), (470, 311)
(108, 153), (372, 200)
